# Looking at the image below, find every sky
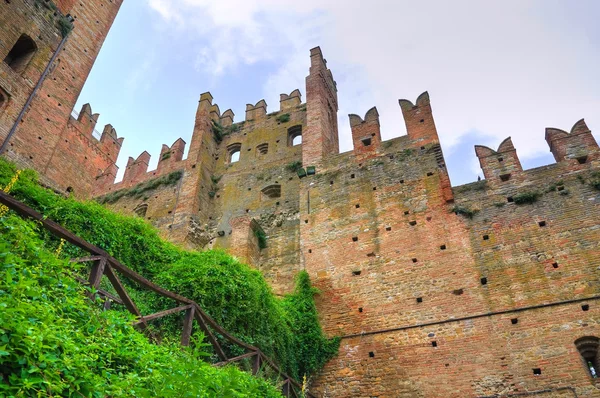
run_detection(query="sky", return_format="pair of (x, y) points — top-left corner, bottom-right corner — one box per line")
(75, 0), (600, 186)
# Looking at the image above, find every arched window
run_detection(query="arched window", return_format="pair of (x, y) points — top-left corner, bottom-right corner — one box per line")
(134, 203), (148, 218)
(261, 184), (281, 200)
(575, 336), (599, 378)
(4, 34), (37, 73)
(288, 126), (302, 146)
(227, 143), (242, 163)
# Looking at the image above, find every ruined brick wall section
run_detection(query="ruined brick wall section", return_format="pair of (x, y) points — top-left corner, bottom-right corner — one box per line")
(3, 0), (123, 195)
(0, 0), (63, 148)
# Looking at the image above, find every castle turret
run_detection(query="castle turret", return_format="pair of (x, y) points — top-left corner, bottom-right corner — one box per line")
(303, 47), (339, 166)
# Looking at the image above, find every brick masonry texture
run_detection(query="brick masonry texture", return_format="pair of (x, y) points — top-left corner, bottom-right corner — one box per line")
(1, 4), (600, 395)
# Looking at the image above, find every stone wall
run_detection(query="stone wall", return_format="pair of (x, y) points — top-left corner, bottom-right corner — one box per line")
(0, 0), (123, 198)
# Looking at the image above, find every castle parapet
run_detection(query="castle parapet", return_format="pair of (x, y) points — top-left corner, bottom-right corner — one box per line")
(349, 107), (381, 156)
(220, 109), (235, 127)
(475, 137), (522, 182)
(545, 119), (599, 164)
(123, 151), (150, 184)
(399, 91), (439, 147)
(158, 138), (186, 172)
(280, 89), (302, 111)
(246, 100), (267, 121)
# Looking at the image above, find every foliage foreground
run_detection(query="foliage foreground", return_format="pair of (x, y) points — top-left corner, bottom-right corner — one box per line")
(0, 158), (339, 397)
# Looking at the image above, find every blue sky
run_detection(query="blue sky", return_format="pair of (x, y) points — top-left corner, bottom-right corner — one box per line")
(75, 0), (600, 186)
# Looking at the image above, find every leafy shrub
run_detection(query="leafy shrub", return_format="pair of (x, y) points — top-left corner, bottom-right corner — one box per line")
(513, 191), (540, 205)
(276, 113), (291, 123)
(590, 172), (600, 191)
(0, 214), (282, 397)
(286, 161), (303, 173)
(254, 228), (267, 249)
(0, 158), (338, 381)
(452, 205), (479, 219)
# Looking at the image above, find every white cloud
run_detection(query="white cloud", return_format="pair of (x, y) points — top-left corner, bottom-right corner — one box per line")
(146, 0), (600, 171)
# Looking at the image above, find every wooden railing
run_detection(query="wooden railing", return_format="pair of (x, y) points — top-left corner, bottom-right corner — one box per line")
(0, 190), (312, 398)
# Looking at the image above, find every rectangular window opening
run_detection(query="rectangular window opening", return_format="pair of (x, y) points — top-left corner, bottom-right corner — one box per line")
(500, 173), (511, 182)
(361, 138), (372, 147)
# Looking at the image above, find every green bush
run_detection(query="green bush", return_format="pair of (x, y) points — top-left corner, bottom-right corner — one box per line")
(451, 205), (478, 219)
(0, 214), (282, 397)
(513, 191), (540, 205)
(276, 114), (290, 123)
(96, 170), (183, 204)
(0, 157), (338, 381)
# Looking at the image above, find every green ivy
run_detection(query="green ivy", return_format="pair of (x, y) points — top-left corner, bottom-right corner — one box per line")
(254, 228), (267, 249)
(0, 157), (339, 382)
(96, 170), (183, 204)
(285, 161), (303, 173)
(0, 214), (282, 397)
(451, 205), (478, 219)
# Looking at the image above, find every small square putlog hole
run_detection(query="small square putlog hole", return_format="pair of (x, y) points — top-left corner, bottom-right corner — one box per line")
(416, 297), (423, 303)
(352, 236), (358, 242)
(358, 307), (363, 313)
(582, 304), (590, 311)
(409, 221), (417, 226)
(552, 262), (559, 269)
(412, 258), (418, 263)
(386, 226), (392, 231)
(480, 277), (488, 285)
(452, 288), (464, 295)
(511, 318), (518, 325)
(369, 351), (375, 358)
(533, 368), (541, 376)
(440, 244), (447, 250)
(483, 235), (489, 240)
(431, 341), (437, 347)
(538, 221), (546, 227)
(352, 270), (362, 276)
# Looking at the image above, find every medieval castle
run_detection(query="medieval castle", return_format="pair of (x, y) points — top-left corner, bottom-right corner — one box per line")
(2, 1), (600, 397)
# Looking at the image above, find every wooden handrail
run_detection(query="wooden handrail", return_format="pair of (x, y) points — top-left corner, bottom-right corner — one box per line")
(0, 190), (314, 397)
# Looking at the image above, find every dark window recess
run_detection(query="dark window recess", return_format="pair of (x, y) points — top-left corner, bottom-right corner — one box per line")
(256, 143), (269, 155)
(582, 304), (590, 311)
(0, 90), (6, 109)
(4, 34), (37, 73)
(352, 270), (362, 276)
(538, 221), (546, 227)
(511, 318), (518, 325)
(533, 368), (542, 376)
(431, 341), (437, 347)
(134, 204), (148, 218)
(369, 352), (375, 358)
(227, 143), (242, 163)
(577, 156), (588, 164)
(500, 173), (511, 182)
(416, 297), (423, 303)
(361, 138), (372, 146)
(480, 277), (488, 285)
(261, 184), (281, 199)
(575, 336), (600, 378)
(483, 235), (489, 240)
(352, 236), (358, 242)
